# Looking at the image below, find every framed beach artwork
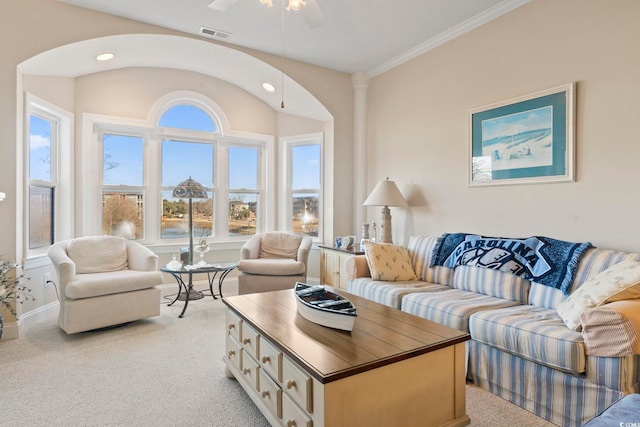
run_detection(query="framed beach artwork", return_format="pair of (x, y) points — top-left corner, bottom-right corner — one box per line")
(468, 83), (575, 186)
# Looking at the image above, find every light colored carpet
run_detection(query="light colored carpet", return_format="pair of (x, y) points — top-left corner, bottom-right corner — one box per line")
(0, 284), (553, 426)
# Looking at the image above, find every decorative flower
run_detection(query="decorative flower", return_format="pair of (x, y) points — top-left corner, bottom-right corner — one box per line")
(0, 259), (34, 317)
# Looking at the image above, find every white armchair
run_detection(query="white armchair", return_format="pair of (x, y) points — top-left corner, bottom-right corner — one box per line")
(47, 236), (163, 334)
(237, 232), (312, 295)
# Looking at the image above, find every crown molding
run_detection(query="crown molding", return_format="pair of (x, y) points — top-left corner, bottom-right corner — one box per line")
(367, 0), (531, 77)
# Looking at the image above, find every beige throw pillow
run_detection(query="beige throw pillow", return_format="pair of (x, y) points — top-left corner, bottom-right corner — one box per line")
(364, 242), (417, 282)
(557, 260), (640, 331)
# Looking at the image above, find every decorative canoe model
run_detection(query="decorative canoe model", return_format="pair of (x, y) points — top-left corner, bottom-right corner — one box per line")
(294, 282), (357, 332)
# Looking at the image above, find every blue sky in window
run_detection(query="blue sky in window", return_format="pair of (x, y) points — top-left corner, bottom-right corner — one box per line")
(29, 115), (52, 181)
(292, 144), (320, 189)
(102, 104), (320, 190)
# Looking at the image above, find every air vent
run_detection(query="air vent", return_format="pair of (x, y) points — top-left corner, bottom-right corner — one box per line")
(199, 27), (231, 39)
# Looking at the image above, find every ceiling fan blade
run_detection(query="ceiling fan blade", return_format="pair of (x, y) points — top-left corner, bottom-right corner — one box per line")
(207, 0), (240, 12)
(302, 0), (326, 29)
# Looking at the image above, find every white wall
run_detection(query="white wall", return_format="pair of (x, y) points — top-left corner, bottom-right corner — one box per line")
(366, 0), (640, 252)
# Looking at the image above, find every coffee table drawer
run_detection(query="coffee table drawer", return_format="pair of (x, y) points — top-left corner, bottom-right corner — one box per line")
(259, 369), (282, 419)
(241, 321), (260, 360)
(283, 357), (313, 412)
(226, 309), (242, 342)
(226, 334), (242, 371)
(242, 353), (260, 391)
(260, 337), (283, 383)
(283, 393), (312, 427)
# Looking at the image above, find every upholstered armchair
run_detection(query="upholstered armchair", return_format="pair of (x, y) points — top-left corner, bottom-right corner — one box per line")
(47, 236), (163, 334)
(237, 232), (312, 295)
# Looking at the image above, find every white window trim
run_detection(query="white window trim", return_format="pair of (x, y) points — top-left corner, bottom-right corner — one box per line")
(280, 132), (323, 241)
(81, 92), (274, 248)
(24, 93), (73, 262)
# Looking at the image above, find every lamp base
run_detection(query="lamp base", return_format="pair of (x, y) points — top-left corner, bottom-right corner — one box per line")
(379, 206), (393, 243)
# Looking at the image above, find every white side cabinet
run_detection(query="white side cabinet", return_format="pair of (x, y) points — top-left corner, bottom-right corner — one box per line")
(319, 245), (363, 290)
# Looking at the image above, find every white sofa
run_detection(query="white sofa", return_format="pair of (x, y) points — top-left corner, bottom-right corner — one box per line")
(48, 236), (163, 334)
(345, 235), (640, 427)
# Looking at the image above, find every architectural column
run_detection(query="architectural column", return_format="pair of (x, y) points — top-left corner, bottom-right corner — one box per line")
(352, 71), (369, 235)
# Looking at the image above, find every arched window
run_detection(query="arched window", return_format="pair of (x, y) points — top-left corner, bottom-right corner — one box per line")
(93, 93), (270, 245)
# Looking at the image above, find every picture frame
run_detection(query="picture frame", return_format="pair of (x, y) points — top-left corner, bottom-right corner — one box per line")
(468, 83), (575, 186)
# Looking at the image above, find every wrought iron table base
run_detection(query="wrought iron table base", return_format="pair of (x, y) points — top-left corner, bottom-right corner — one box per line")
(163, 265), (236, 318)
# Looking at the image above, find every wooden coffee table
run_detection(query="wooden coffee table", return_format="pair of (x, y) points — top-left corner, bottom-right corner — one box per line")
(223, 288), (470, 427)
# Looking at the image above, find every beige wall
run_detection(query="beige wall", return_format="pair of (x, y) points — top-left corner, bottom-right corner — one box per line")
(0, 0), (353, 323)
(367, 0), (640, 252)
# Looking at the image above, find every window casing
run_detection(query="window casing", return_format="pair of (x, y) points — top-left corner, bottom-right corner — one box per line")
(24, 94), (73, 260)
(87, 95), (272, 245)
(281, 133), (323, 240)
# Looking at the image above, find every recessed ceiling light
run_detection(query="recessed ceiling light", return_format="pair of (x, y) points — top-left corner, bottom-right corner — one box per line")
(262, 83), (276, 92)
(96, 52), (115, 61)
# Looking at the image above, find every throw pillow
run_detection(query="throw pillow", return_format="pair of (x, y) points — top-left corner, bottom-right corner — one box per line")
(557, 260), (640, 331)
(364, 242), (417, 282)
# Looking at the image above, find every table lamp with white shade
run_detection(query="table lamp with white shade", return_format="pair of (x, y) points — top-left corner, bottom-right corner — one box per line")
(363, 177), (407, 244)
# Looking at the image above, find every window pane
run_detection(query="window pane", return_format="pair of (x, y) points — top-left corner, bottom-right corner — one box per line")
(162, 140), (213, 187)
(102, 192), (144, 239)
(229, 146), (258, 189)
(29, 115), (52, 181)
(103, 134), (143, 186)
(159, 105), (216, 132)
(229, 193), (257, 236)
(292, 193), (318, 237)
(161, 190), (213, 239)
(29, 186), (54, 249)
(292, 144), (320, 189)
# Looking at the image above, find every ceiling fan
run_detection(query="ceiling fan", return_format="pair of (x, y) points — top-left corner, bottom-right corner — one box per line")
(208, 0), (327, 29)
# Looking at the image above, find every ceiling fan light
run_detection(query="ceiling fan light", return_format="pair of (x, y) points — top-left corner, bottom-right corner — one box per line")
(286, 0), (306, 11)
(259, 0), (273, 7)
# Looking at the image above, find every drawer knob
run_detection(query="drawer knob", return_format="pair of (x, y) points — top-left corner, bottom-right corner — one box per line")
(227, 350), (236, 357)
(286, 379), (297, 389)
(286, 420), (297, 427)
(261, 391), (270, 398)
(243, 338), (251, 345)
(261, 356), (270, 363)
(243, 368), (251, 375)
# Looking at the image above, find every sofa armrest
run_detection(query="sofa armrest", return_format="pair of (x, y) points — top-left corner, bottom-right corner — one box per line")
(344, 255), (370, 281)
(581, 299), (640, 357)
(125, 241), (159, 271)
(296, 236), (312, 269)
(47, 242), (76, 285)
(241, 234), (262, 260)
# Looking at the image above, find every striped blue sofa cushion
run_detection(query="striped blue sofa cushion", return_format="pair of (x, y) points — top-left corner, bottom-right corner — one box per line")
(347, 277), (448, 309)
(529, 248), (640, 309)
(470, 305), (586, 374)
(401, 289), (520, 332)
(452, 265), (530, 304)
(528, 282), (566, 309)
(407, 235), (454, 286)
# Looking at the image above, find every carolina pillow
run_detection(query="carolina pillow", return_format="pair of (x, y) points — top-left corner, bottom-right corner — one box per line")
(557, 260), (640, 331)
(364, 242), (417, 282)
